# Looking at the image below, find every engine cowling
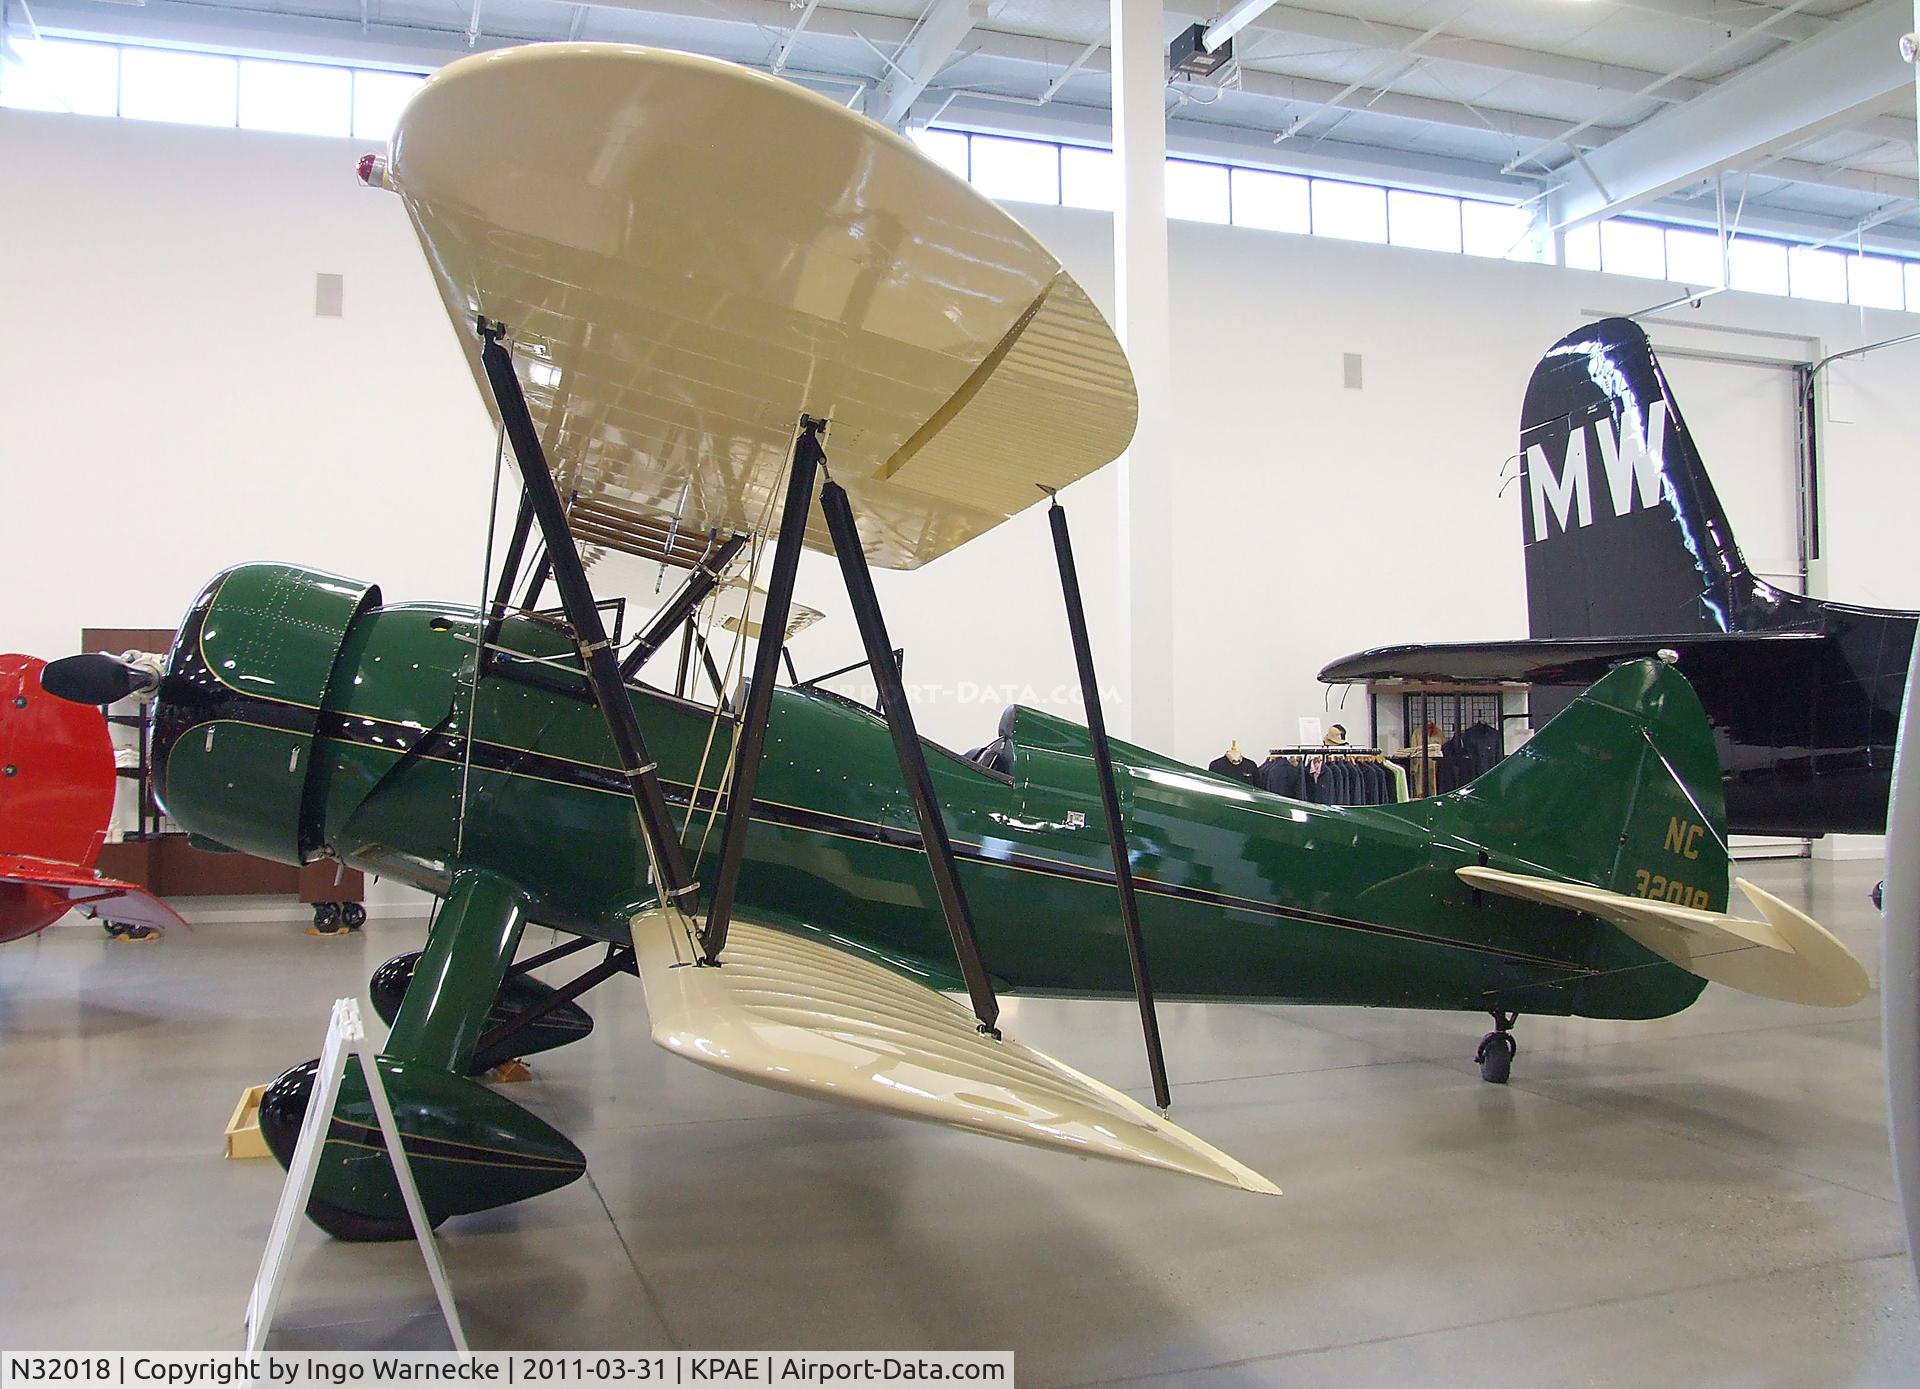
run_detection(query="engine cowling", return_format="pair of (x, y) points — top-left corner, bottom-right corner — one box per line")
(151, 564), (380, 865)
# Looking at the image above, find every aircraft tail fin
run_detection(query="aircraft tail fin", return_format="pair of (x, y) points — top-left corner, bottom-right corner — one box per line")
(1520, 318), (1757, 639)
(1443, 657), (1731, 911)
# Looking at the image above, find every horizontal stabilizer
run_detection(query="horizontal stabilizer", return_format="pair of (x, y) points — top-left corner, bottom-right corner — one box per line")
(1458, 866), (1868, 1007)
(630, 908), (1279, 1196)
(1318, 632), (1822, 687)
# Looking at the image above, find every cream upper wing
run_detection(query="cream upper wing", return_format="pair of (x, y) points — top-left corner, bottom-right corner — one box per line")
(381, 43), (1137, 570)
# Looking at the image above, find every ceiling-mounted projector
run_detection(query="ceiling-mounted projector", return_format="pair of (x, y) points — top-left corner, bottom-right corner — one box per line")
(1168, 23), (1234, 79)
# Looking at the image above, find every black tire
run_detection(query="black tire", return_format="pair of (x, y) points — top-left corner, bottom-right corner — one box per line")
(312, 902), (342, 933)
(369, 952), (421, 1027)
(102, 921), (125, 938)
(1477, 1032), (1516, 1085)
(342, 902), (367, 930)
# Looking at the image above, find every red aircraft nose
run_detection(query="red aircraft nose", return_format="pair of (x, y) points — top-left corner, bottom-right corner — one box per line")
(0, 654), (116, 873)
(0, 654), (119, 941)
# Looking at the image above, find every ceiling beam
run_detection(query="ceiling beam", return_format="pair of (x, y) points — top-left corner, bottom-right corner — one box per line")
(1545, 0), (1916, 230)
(1640, 190), (1920, 255)
(1611, 0), (1828, 43)
(1208, 4), (1710, 103)
(868, 0), (986, 127)
(1201, 0), (1280, 53)
(937, 92), (1542, 200)
(26, 0), (1909, 212)
(935, 33), (1629, 149)
(1228, 63), (1617, 147)
(1756, 156), (1917, 200)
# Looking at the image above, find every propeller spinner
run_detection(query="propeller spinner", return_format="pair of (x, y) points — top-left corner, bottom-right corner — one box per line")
(41, 653), (160, 707)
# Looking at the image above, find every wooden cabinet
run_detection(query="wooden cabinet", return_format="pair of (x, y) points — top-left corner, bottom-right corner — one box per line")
(96, 837), (364, 904)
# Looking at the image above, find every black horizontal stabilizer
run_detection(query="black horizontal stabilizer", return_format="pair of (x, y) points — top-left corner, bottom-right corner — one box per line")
(1318, 630), (1825, 687)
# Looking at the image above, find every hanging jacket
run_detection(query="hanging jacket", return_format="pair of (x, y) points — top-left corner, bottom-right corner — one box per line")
(1459, 721), (1504, 781)
(1397, 740), (1447, 797)
(1258, 757), (1307, 800)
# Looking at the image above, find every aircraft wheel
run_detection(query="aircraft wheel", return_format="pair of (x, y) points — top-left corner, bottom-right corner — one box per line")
(311, 902), (342, 934)
(1475, 1030), (1516, 1085)
(341, 902), (367, 930)
(102, 921), (125, 938)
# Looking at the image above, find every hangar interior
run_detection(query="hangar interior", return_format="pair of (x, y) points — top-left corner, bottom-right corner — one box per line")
(3, 0), (1919, 1380)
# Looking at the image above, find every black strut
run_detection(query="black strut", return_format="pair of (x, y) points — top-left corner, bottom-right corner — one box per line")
(474, 946), (633, 1059)
(477, 322), (699, 913)
(478, 491), (536, 674)
(509, 935), (596, 977)
(1046, 492), (1169, 1109)
(619, 533), (748, 680)
(820, 478), (1000, 1037)
(521, 547), (551, 611)
(699, 419), (826, 961)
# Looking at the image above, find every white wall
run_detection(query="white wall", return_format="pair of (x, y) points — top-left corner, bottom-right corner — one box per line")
(5, 109), (1917, 878)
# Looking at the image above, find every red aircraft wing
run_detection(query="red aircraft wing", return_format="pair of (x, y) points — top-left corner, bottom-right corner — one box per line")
(0, 854), (187, 938)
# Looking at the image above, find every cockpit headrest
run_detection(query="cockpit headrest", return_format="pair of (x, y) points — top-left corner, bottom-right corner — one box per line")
(998, 704), (1019, 739)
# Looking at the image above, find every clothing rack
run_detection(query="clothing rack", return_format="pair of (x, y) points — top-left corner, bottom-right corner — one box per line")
(1266, 745), (1384, 757)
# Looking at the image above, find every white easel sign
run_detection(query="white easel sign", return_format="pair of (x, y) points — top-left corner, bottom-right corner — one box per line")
(243, 997), (469, 1352)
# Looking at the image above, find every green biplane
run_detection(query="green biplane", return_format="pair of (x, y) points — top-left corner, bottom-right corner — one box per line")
(46, 44), (1866, 1240)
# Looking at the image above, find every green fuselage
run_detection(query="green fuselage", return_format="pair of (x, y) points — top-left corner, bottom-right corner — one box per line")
(153, 565), (1708, 1024)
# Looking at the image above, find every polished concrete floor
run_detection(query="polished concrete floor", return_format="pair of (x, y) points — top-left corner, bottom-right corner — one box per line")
(1, 859), (1914, 1384)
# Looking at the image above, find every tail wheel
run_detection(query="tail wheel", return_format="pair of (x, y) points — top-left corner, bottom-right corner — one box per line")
(1474, 1011), (1518, 1085)
(1476, 1033), (1516, 1084)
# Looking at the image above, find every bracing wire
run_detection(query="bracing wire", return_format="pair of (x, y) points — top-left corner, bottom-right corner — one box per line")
(455, 421), (508, 859)
(680, 449), (795, 874)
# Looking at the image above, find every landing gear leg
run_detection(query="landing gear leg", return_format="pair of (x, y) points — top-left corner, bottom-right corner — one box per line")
(1475, 1011), (1518, 1084)
(261, 870), (557, 1241)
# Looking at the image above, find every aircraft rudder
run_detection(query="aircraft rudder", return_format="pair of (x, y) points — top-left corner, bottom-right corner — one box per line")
(1519, 318), (1750, 639)
(1448, 658), (1730, 911)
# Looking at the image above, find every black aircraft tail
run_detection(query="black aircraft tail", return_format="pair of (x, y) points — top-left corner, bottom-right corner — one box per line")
(1520, 317), (1767, 639)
